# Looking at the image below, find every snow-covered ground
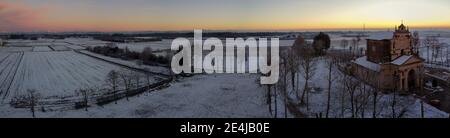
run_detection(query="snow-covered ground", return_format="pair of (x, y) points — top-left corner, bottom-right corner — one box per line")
(0, 47), (33, 52)
(0, 74), (271, 118)
(0, 52), (23, 100)
(0, 40), (166, 107)
(32, 46), (53, 52)
(63, 38), (109, 47)
(50, 45), (71, 51)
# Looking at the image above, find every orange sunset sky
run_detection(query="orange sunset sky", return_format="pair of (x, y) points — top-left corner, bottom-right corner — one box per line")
(1, 0), (449, 32)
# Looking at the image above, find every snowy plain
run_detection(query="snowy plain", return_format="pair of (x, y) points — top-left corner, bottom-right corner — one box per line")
(0, 44), (162, 105)
(0, 74), (271, 118)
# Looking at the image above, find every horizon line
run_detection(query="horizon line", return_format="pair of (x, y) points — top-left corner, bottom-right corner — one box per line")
(2, 26), (450, 34)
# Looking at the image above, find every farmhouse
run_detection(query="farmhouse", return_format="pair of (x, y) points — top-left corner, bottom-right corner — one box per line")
(351, 23), (425, 93)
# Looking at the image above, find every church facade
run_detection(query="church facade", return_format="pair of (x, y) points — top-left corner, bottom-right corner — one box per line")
(351, 23), (425, 93)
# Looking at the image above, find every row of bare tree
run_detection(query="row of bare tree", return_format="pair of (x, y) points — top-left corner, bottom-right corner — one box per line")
(263, 36), (323, 118)
(423, 35), (449, 67)
(262, 34), (425, 118)
(9, 69), (153, 117)
(105, 69), (153, 104)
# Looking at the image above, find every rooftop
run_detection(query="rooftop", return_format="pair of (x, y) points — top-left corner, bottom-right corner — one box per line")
(391, 55), (413, 65)
(353, 56), (381, 72)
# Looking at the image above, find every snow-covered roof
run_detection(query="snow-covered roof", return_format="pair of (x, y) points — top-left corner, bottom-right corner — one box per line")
(391, 55), (412, 65)
(353, 56), (381, 72)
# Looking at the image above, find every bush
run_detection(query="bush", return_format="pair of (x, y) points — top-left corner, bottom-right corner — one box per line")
(312, 32), (331, 55)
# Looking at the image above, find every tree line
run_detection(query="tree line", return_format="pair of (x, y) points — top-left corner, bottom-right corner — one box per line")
(86, 43), (171, 66)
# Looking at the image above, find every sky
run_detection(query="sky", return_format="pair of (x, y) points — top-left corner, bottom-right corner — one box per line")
(0, 0), (449, 32)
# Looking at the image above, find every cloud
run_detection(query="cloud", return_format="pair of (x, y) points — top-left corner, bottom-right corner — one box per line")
(0, 2), (48, 32)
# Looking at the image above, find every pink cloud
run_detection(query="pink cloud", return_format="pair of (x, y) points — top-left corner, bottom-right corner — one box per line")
(0, 2), (48, 32)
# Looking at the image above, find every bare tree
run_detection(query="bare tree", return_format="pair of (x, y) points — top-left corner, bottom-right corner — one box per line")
(445, 44), (450, 67)
(355, 83), (371, 118)
(337, 72), (349, 117)
(278, 50), (289, 118)
(325, 56), (337, 118)
(391, 75), (400, 118)
(346, 77), (360, 118)
(143, 69), (153, 88)
(25, 89), (39, 118)
(350, 38), (359, 57)
(420, 97), (425, 118)
(424, 36), (439, 64)
(290, 51), (298, 92)
(340, 39), (349, 50)
(432, 42), (441, 64)
(412, 31), (420, 54)
(274, 86), (278, 118)
(338, 68), (361, 118)
(132, 72), (141, 89)
(425, 37), (430, 62)
(298, 46), (317, 111)
(293, 36), (306, 97)
(371, 80), (381, 118)
(106, 70), (119, 104)
(286, 48), (300, 97)
(264, 84), (273, 115)
(355, 68), (378, 118)
(76, 87), (95, 111)
(439, 43), (445, 65)
(333, 51), (354, 117)
(120, 69), (133, 101)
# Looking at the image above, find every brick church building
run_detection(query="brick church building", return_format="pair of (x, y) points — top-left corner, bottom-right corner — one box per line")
(351, 23), (425, 92)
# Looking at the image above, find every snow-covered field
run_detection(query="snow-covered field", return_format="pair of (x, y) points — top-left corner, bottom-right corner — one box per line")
(0, 49), (161, 105)
(63, 43), (86, 50)
(0, 47), (33, 52)
(32, 46), (53, 52)
(0, 74), (271, 118)
(64, 38), (109, 47)
(7, 51), (139, 99)
(0, 52), (23, 100)
(50, 46), (71, 51)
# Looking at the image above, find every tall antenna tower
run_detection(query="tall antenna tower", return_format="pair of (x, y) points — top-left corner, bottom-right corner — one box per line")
(363, 23), (366, 32)
(359, 23), (366, 37)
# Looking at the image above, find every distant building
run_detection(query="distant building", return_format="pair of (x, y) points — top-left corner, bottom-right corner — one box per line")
(0, 38), (3, 47)
(351, 23), (424, 92)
